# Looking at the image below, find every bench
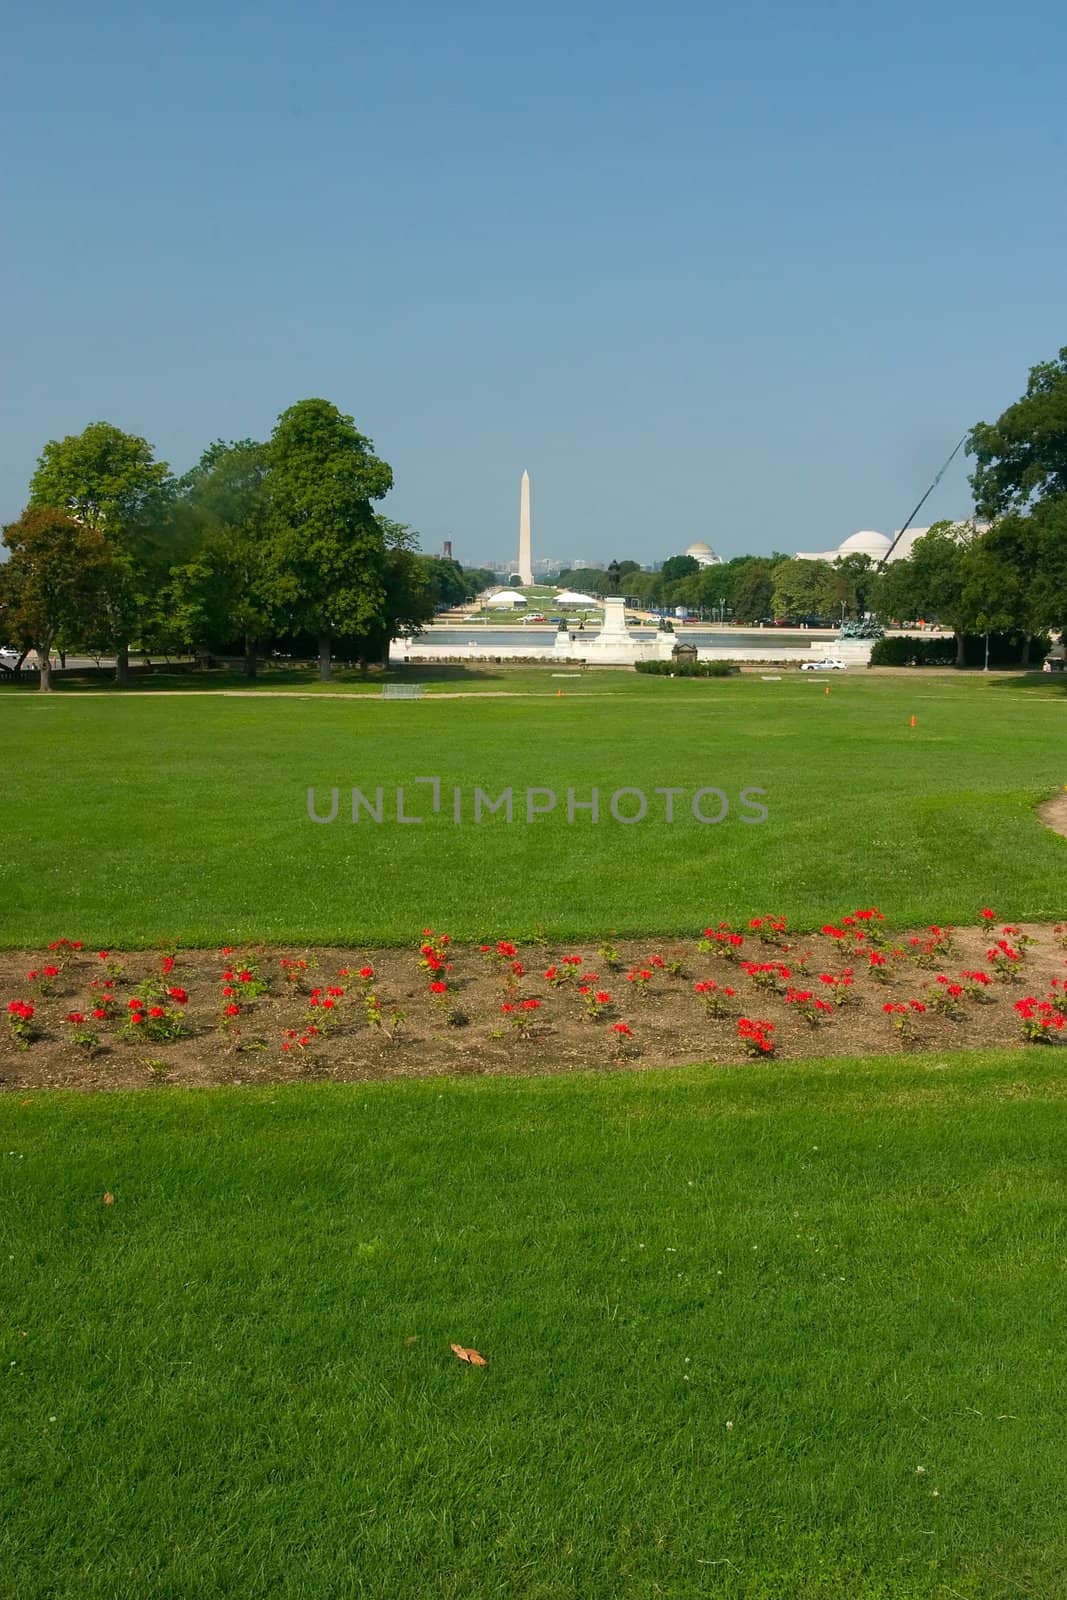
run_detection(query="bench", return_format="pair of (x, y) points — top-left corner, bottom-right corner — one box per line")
(381, 683), (426, 699)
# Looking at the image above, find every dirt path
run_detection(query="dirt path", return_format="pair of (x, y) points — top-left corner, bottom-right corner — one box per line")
(1039, 790), (1067, 838)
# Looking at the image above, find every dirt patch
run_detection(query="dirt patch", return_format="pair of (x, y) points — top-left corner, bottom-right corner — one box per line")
(2, 920), (1067, 1093)
(1039, 789), (1067, 839)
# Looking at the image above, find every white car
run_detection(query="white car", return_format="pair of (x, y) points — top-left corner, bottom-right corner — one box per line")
(800, 656), (847, 672)
(0, 646), (23, 668)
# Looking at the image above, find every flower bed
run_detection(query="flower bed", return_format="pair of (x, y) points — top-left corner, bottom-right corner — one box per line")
(2, 913), (1066, 1090)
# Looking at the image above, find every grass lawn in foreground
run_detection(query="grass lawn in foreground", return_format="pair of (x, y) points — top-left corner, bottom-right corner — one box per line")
(1, 1052), (1063, 1599)
(1, 672), (1065, 947)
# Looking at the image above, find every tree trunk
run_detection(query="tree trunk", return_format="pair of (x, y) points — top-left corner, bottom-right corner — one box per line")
(1019, 636), (1031, 667)
(244, 637), (258, 679)
(954, 631), (965, 667)
(37, 647), (51, 693)
(115, 644), (130, 687)
(318, 632), (332, 681)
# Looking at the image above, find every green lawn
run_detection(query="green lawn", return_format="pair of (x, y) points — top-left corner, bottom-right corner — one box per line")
(1, 673), (1065, 947)
(1, 1053), (1063, 1599)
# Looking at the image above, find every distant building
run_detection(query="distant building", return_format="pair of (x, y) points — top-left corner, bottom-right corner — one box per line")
(685, 541), (723, 568)
(795, 523), (980, 566)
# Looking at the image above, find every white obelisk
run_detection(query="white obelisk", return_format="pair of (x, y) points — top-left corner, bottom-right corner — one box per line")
(518, 469), (533, 586)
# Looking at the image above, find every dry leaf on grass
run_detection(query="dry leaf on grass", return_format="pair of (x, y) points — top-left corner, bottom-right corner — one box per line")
(102, 1192), (115, 1206)
(450, 1343), (488, 1366)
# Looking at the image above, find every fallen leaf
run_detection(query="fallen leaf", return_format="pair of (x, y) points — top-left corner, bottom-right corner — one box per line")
(450, 1343), (487, 1366)
(404, 1336), (418, 1347)
(102, 1192), (115, 1206)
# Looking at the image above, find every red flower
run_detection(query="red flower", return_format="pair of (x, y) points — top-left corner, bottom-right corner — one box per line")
(167, 987), (188, 1005)
(224, 1003), (240, 1017)
(161, 956), (175, 976)
(65, 1012), (85, 1024)
(148, 1006), (166, 1019)
(326, 986), (344, 997)
(97, 952), (109, 961)
(8, 1001), (34, 1019)
(979, 908), (996, 921)
(92, 1008), (108, 1021)
(595, 992), (611, 1005)
(429, 980), (448, 994)
(359, 965), (374, 979)
(127, 998), (145, 1011)
(238, 970), (253, 983)
(612, 1022), (633, 1036)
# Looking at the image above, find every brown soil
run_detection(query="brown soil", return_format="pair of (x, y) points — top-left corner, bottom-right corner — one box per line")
(3, 922), (1066, 1093)
(1039, 790), (1067, 839)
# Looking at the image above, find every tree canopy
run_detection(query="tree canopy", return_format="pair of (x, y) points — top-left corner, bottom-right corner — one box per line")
(968, 348), (1067, 517)
(264, 399), (393, 678)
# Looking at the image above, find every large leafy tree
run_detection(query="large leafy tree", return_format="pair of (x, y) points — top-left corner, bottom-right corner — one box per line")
(264, 399), (392, 679)
(874, 523), (977, 664)
(660, 553), (700, 585)
(161, 440), (271, 674)
(770, 559), (836, 621)
(27, 422), (174, 684)
(968, 348), (1067, 517)
(730, 558), (776, 623)
(0, 508), (115, 691)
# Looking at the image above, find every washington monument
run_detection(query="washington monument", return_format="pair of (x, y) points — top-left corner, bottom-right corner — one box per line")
(518, 469), (533, 586)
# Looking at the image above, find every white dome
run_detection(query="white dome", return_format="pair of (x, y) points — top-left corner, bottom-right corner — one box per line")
(685, 541), (721, 566)
(838, 530), (891, 557)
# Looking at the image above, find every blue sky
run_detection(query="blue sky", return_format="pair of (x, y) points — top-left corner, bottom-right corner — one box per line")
(2, 0), (1065, 566)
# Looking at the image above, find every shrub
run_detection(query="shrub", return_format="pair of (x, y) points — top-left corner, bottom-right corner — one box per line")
(635, 659), (737, 677)
(870, 633), (1051, 667)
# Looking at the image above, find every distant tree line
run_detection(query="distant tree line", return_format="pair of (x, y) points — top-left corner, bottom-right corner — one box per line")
(559, 348), (1067, 654)
(2, 350), (1065, 689)
(0, 398), (493, 689)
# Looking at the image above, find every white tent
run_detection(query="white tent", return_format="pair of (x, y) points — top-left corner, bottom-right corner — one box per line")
(554, 589), (601, 606)
(485, 588), (527, 608)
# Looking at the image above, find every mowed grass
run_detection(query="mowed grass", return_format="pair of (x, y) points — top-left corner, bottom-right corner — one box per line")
(1, 1053), (1063, 1599)
(1, 672), (1065, 947)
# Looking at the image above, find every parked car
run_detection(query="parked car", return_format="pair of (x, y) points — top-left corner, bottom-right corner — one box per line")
(799, 657), (847, 672)
(0, 646), (23, 668)
(522, 613), (547, 623)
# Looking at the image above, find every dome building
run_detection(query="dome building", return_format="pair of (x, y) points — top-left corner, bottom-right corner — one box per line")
(793, 527), (967, 566)
(684, 541), (722, 567)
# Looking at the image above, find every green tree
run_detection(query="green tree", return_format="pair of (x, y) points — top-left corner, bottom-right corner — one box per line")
(874, 523), (976, 665)
(730, 559), (776, 623)
(0, 508), (115, 691)
(968, 348), (1067, 517)
(770, 559), (836, 621)
(264, 399), (393, 679)
(831, 552), (876, 617)
(163, 440), (271, 675)
(418, 555), (469, 610)
(660, 553), (700, 585)
(27, 422), (174, 685)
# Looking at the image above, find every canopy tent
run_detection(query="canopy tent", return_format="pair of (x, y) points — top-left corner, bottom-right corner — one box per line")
(485, 589), (527, 608)
(554, 590), (602, 606)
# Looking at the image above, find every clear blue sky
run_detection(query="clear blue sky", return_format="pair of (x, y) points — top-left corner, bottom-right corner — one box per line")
(2, 0), (1065, 566)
